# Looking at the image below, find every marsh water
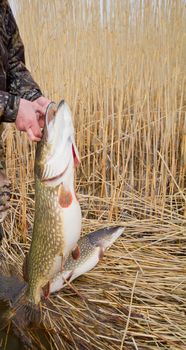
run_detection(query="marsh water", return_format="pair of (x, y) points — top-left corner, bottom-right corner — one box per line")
(0, 331), (23, 350)
(0, 329), (52, 350)
(0, 290), (51, 350)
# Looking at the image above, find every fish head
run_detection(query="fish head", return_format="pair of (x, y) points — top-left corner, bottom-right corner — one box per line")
(35, 100), (80, 185)
(88, 226), (125, 250)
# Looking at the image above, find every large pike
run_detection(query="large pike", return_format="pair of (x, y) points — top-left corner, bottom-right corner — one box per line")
(23, 100), (82, 316)
(0, 100), (124, 331)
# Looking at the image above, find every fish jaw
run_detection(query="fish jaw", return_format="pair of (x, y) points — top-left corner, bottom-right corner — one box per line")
(88, 226), (125, 249)
(41, 100), (80, 185)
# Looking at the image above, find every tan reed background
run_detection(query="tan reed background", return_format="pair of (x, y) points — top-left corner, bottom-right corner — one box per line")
(1, 0), (186, 349)
(6, 0), (186, 212)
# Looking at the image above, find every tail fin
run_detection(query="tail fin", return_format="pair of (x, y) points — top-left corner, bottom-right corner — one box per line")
(15, 300), (42, 327)
(0, 273), (42, 330)
(0, 273), (26, 330)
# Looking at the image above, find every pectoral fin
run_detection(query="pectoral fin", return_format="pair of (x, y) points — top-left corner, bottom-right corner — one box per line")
(42, 281), (50, 299)
(71, 245), (80, 260)
(99, 247), (105, 260)
(72, 143), (80, 167)
(58, 184), (73, 208)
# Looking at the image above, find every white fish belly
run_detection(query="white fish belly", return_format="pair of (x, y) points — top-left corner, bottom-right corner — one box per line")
(67, 247), (100, 282)
(50, 247), (100, 294)
(50, 271), (69, 293)
(47, 197), (81, 280)
(63, 199), (82, 258)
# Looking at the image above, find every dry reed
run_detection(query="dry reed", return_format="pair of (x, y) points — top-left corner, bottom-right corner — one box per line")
(0, 0), (186, 349)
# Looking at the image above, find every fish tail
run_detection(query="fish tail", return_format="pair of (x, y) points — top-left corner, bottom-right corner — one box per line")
(0, 273), (41, 328)
(0, 273), (26, 330)
(15, 298), (42, 327)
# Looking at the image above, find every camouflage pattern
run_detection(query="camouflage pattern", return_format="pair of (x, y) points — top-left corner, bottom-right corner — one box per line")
(0, 0), (43, 224)
(0, 125), (10, 228)
(0, 0), (42, 123)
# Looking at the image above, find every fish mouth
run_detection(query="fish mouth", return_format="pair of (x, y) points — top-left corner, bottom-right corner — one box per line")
(41, 100), (80, 184)
(45, 102), (58, 127)
(58, 99), (65, 109)
(45, 99), (65, 127)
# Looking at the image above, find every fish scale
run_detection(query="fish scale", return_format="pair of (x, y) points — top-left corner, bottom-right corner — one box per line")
(27, 180), (64, 303)
(25, 100), (82, 307)
(50, 226), (125, 293)
(0, 101), (124, 332)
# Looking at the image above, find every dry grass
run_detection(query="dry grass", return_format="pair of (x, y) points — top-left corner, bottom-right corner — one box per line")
(0, 0), (186, 349)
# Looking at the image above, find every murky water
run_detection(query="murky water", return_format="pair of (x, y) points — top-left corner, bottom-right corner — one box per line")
(0, 331), (23, 350)
(0, 273), (52, 350)
(0, 329), (52, 350)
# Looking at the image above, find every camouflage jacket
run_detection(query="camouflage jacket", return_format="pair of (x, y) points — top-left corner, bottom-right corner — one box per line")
(0, 0), (42, 123)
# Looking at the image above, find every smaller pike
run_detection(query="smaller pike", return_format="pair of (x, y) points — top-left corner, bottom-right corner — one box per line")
(50, 226), (124, 293)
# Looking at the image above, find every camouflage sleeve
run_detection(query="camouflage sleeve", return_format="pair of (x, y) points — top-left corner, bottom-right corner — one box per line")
(0, 91), (20, 123)
(5, 4), (42, 102)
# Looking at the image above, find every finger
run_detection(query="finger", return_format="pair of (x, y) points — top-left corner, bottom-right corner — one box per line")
(33, 103), (46, 116)
(27, 128), (41, 142)
(38, 116), (45, 129)
(30, 118), (42, 138)
(34, 96), (51, 109)
(42, 100), (51, 111)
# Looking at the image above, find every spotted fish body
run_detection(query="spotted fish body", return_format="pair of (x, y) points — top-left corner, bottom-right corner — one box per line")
(50, 226), (125, 293)
(0, 225), (124, 335)
(0, 227), (124, 301)
(26, 100), (81, 305)
(0, 103), (124, 328)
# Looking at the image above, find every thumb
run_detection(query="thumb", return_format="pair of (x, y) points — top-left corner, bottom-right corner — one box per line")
(37, 115), (45, 128)
(33, 102), (46, 116)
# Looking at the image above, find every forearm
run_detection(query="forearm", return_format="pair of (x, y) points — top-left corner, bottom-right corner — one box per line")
(0, 91), (20, 122)
(6, 3), (42, 101)
(7, 60), (42, 102)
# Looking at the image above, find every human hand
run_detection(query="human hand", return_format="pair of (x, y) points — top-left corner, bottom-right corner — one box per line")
(34, 96), (51, 113)
(15, 98), (45, 141)
(34, 96), (51, 129)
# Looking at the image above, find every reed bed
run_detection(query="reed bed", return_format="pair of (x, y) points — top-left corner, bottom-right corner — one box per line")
(0, 0), (186, 349)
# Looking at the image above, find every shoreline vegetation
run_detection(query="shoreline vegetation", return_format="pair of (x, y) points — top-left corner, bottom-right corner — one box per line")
(1, 1), (186, 349)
